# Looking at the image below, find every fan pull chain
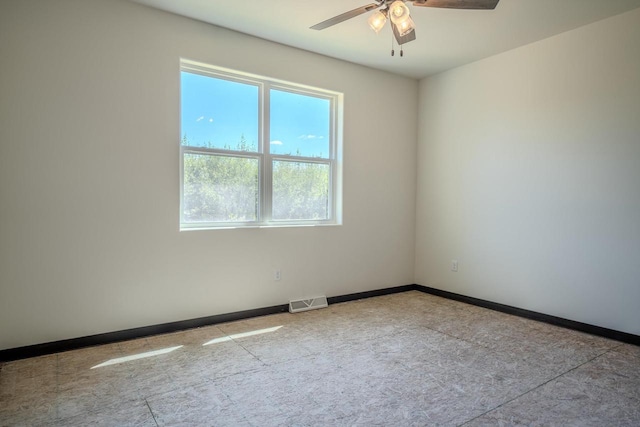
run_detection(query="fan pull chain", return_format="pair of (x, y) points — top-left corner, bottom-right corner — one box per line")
(389, 30), (405, 57)
(390, 31), (395, 56)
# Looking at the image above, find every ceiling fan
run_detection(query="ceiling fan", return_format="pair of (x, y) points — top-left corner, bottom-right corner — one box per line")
(311, 0), (500, 54)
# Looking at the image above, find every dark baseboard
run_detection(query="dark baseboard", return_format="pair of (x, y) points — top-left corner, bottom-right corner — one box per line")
(0, 284), (414, 362)
(3, 283), (637, 362)
(414, 284), (640, 347)
(0, 304), (288, 362)
(327, 284), (417, 305)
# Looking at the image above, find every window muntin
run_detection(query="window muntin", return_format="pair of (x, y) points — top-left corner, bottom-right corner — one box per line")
(180, 60), (341, 230)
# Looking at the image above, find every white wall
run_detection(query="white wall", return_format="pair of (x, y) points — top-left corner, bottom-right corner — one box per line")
(0, 0), (418, 350)
(415, 8), (640, 335)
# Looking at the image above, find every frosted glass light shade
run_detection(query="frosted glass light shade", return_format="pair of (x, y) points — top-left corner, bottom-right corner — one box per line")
(395, 16), (415, 36)
(368, 10), (387, 33)
(389, 1), (410, 24)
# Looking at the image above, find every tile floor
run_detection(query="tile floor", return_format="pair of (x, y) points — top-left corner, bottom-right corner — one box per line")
(1, 291), (639, 426)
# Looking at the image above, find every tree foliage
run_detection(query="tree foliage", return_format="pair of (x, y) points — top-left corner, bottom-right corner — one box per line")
(272, 161), (328, 220)
(182, 135), (329, 223)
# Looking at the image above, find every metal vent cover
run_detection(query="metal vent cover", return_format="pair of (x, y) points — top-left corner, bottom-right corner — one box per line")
(289, 296), (328, 313)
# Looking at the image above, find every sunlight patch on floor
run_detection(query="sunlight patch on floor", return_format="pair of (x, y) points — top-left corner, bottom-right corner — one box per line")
(91, 345), (184, 369)
(203, 326), (283, 346)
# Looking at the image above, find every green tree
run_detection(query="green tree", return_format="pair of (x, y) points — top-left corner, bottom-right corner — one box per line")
(183, 134), (259, 222)
(182, 135), (328, 223)
(272, 161), (329, 220)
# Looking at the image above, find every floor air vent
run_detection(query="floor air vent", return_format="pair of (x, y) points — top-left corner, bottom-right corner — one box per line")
(289, 296), (328, 313)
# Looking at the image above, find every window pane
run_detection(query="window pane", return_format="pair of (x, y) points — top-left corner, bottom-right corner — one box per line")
(270, 90), (330, 158)
(183, 153), (259, 223)
(181, 72), (258, 152)
(272, 160), (329, 220)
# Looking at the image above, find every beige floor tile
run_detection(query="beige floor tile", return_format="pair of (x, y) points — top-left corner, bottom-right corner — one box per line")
(0, 369), (58, 425)
(56, 379), (140, 420)
(53, 399), (156, 427)
(229, 326), (314, 365)
(146, 380), (251, 426)
(117, 337), (152, 354)
(215, 312), (296, 336)
(0, 354), (57, 380)
(465, 371), (640, 426)
(57, 343), (124, 374)
(562, 347), (640, 401)
(165, 340), (263, 388)
(1, 291), (639, 426)
(613, 342), (640, 360)
(0, 383), (58, 427)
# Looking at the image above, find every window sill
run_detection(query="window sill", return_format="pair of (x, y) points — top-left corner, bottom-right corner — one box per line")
(180, 222), (342, 232)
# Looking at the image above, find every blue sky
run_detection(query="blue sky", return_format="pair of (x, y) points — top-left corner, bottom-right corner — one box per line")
(181, 72), (330, 158)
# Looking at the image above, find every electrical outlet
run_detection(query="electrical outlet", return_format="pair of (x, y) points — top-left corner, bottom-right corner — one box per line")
(451, 260), (458, 272)
(274, 269), (281, 281)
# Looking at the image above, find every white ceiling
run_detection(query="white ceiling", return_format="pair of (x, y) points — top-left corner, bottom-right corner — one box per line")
(130, 0), (640, 79)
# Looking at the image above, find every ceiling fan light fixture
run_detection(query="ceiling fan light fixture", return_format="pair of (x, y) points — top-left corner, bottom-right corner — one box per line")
(394, 15), (415, 37)
(368, 9), (388, 33)
(389, 0), (410, 25)
(309, 0), (501, 58)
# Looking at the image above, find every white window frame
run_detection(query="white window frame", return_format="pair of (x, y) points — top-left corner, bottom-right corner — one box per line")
(179, 59), (342, 230)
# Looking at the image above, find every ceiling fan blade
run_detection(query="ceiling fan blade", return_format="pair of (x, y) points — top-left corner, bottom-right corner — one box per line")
(392, 26), (416, 45)
(412, 0), (499, 10)
(310, 3), (380, 30)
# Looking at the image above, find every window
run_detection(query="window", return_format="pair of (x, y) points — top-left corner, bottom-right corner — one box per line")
(180, 60), (342, 230)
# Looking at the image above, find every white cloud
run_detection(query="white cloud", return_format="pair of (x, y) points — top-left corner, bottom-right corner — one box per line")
(196, 116), (204, 122)
(209, 118), (213, 123)
(298, 134), (323, 140)
(270, 140), (283, 145)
